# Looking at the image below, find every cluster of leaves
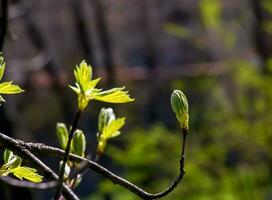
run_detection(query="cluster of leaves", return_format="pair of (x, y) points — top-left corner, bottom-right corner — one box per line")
(56, 107), (126, 187)
(0, 149), (43, 183)
(69, 61), (134, 111)
(55, 60), (136, 189)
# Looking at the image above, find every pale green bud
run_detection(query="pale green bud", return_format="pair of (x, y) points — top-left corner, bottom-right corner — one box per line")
(171, 90), (189, 130)
(56, 123), (69, 149)
(71, 129), (86, 157)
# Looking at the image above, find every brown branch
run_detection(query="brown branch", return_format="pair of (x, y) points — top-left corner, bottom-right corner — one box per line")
(22, 130), (187, 199)
(0, 132), (79, 200)
(0, 128), (187, 199)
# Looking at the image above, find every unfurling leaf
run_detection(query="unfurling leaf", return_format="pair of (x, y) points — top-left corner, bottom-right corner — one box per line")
(0, 82), (24, 94)
(0, 149), (43, 183)
(171, 90), (189, 130)
(97, 108), (125, 154)
(56, 123), (69, 149)
(70, 60), (134, 111)
(0, 54), (25, 104)
(71, 129), (86, 157)
(103, 118), (125, 139)
(10, 167), (43, 183)
(94, 87), (134, 103)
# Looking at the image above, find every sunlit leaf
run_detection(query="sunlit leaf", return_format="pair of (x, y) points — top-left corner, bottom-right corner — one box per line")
(10, 167), (43, 183)
(3, 149), (20, 169)
(0, 82), (24, 94)
(0, 149), (43, 183)
(97, 108), (126, 154)
(94, 87), (134, 103)
(70, 60), (134, 111)
(3, 149), (13, 164)
(104, 118), (125, 139)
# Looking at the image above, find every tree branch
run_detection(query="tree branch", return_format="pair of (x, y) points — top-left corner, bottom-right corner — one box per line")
(10, 130), (187, 200)
(0, 132), (79, 200)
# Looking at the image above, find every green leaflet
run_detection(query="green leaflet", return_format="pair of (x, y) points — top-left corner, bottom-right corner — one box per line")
(10, 167), (43, 183)
(94, 87), (134, 103)
(0, 54), (25, 104)
(70, 61), (134, 111)
(0, 149), (43, 183)
(0, 82), (24, 94)
(97, 108), (125, 154)
(103, 118), (125, 139)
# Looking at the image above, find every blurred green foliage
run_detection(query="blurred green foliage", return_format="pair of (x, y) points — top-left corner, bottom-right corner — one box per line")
(84, 60), (272, 200)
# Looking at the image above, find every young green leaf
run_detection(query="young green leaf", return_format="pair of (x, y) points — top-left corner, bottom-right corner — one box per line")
(0, 55), (25, 104)
(71, 129), (86, 157)
(94, 87), (134, 103)
(96, 108), (126, 154)
(10, 167), (43, 183)
(56, 123), (69, 149)
(0, 149), (43, 183)
(3, 149), (20, 169)
(0, 82), (24, 94)
(103, 118), (125, 139)
(3, 149), (14, 164)
(70, 60), (134, 111)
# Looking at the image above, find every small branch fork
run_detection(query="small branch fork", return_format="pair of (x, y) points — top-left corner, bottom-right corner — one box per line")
(0, 129), (187, 200)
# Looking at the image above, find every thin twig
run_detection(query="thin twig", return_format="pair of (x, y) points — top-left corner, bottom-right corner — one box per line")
(0, 176), (57, 189)
(54, 110), (82, 200)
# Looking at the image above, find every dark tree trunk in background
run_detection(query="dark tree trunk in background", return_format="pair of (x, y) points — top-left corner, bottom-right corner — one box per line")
(69, 0), (95, 67)
(13, 0), (74, 121)
(0, 1), (33, 199)
(0, 0), (8, 48)
(250, 0), (272, 73)
(91, 0), (114, 86)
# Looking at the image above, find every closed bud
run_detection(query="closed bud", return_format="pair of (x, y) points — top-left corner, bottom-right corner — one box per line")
(56, 123), (69, 150)
(171, 90), (189, 130)
(71, 129), (86, 157)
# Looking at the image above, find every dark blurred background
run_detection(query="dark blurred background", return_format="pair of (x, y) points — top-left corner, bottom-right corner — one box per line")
(1, 0), (272, 199)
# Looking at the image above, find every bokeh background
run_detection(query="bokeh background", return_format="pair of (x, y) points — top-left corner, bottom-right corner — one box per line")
(1, 0), (272, 199)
